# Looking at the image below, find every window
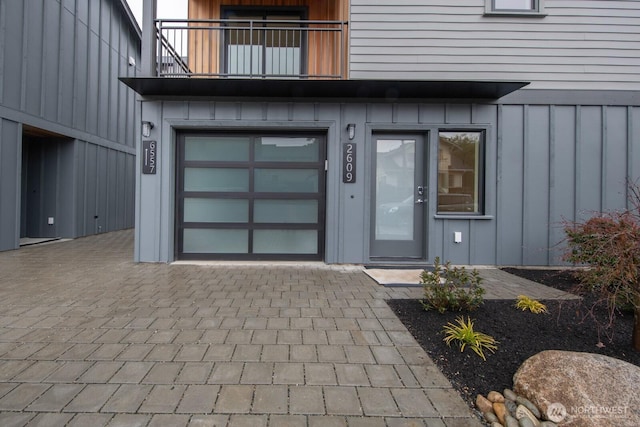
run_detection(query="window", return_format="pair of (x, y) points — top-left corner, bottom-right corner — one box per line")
(485, 0), (544, 14)
(222, 7), (307, 77)
(437, 131), (483, 214)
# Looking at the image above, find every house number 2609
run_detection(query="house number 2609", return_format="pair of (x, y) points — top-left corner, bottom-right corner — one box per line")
(342, 143), (356, 183)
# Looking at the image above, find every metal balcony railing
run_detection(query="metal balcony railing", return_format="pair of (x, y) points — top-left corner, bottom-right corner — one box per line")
(156, 19), (346, 79)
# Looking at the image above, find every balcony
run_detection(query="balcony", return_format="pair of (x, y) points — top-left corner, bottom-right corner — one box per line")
(156, 19), (347, 79)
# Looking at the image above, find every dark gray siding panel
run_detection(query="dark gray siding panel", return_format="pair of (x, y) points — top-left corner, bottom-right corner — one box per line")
(497, 105), (525, 265)
(576, 107), (603, 217)
(1, 1), (24, 108)
(603, 107), (629, 211)
(24, 0), (44, 116)
(43, 0), (61, 122)
(548, 106), (577, 264)
(523, 106), (551, 265)
(0, 119), (20, 251)
(59, 7), (76, 127)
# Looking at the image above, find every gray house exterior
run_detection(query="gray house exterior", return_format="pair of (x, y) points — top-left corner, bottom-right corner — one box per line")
(0, 0), (141, 251)
(124, 0), (640, 266)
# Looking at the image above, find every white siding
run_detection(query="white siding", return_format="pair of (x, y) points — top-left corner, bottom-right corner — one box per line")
(349, 0), (640, 90)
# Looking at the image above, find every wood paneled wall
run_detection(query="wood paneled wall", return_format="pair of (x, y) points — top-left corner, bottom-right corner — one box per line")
(187, 0), (347, 77)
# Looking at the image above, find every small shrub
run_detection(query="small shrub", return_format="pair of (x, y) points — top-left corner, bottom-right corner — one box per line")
(515, 295), (548, 314)
(563, 178), (640, 350)
(442, 316), (498, 361)
(420, 257), (485, 313)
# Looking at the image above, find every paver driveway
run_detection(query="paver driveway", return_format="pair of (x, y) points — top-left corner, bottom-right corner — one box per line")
(0, 230), (481, 426)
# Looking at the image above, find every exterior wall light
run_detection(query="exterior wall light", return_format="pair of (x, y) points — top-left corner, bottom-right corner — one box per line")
(141, 121), (154, 137)
(347, 123), (356, 140)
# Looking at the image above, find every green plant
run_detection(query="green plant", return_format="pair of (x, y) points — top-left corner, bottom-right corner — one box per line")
(442, 316), (498, 361)
(515, 295), (548, 314)
(420, 257), (485, 313)
(563, 178), (640, 351)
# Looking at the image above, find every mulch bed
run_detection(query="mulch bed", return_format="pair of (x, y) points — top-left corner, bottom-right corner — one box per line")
(386, 268), (640, 405)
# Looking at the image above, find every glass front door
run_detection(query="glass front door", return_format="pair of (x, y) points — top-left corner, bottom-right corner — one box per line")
(370, 134), (427, 259)
(176, 133), (325, 260)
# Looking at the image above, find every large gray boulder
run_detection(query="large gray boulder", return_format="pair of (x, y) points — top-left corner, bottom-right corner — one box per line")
(513, 350), (640, 427)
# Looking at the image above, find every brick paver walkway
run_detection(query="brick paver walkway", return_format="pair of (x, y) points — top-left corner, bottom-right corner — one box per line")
(0, 230), (565, 426)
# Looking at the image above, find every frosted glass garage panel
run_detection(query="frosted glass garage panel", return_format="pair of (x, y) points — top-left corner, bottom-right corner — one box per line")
(255, 137), (319, 162)
(253, 230), (317, 254)
(184, 168), (249, 192)
(254, 169), (318, 193)
(183, 229), (248, 253)
(184, 198), (249, 223)
(184, 136), (250, 161)
(254, 200), (317, 223)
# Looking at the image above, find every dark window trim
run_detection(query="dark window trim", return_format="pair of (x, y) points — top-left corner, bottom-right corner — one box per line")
(436, 129), (486, 216)
(484, 0), (547, 17)
(220, 6), (309, 78)
(175, 131), (326, 261)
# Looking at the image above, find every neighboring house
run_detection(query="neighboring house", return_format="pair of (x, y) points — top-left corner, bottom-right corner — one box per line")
(122, 0), (640, 266)
(0, 0), (141, 251)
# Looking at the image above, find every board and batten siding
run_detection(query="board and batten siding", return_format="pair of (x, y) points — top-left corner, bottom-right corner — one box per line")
(137, 99), (639, 265)
(0, 0), (140, 251)
(349, 0), (640, 90)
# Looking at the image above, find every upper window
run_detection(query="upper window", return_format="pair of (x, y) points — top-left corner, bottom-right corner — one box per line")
(222, 7), (307, 77)
(486, 0), (545, 15)
(437, 131), (484, 215)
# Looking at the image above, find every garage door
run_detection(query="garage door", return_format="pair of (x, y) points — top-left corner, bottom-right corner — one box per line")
(176, 133), (326, 260)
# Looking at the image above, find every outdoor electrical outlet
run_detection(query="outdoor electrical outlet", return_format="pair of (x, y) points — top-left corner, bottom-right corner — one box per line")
(454, 231), (462, 243)
(48, 217), (54, 225)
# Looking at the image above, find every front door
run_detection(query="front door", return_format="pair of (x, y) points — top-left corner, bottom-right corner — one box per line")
(370, 134), (427, 259)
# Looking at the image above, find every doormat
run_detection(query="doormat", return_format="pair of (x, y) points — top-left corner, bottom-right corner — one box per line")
(363, 268), (425, 287)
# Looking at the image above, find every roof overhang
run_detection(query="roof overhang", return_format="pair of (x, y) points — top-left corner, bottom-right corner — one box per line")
(120, 78), (529, 100)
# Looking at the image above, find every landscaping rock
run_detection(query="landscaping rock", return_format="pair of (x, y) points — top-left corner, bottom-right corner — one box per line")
(513, 350), (640, 427)
(505, 399), (518, 416)
(504, 388), (518, 401)
(484, 411), (499, 423)
(488, 390), (506, 403)
(505, 413), (519, 427)
(494, 402), (507, 424)
(477, 394), (494, 413)
(519, 418), (536, 427)
(516, 404), (541, 426)
(516, 396), (542, 419)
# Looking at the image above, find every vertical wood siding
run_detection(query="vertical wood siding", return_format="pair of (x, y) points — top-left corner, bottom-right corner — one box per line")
(186, 0), (345, 77)
(349, 0), (640, 90)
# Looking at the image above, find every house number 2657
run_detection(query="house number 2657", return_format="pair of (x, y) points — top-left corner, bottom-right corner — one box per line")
(342, 143), (356, 183)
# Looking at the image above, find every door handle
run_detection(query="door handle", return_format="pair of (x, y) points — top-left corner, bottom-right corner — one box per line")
(415, 198), (424, 204)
